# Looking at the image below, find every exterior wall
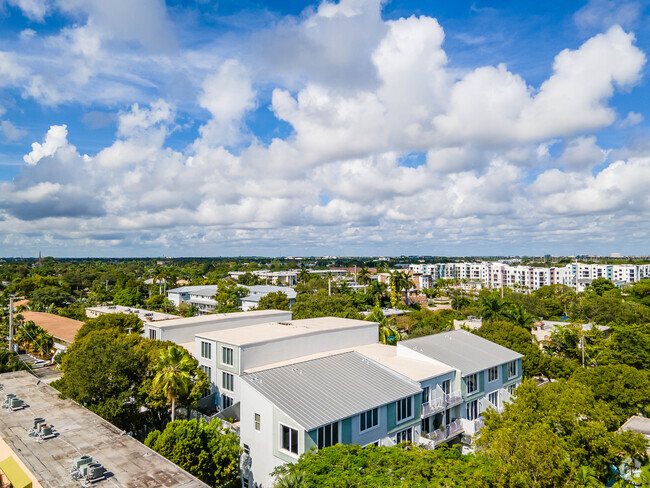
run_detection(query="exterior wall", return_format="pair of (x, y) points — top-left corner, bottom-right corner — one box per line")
(239, 325), (378, 372)
(146, 310), (292, 345)
(239, 383), (280, 488)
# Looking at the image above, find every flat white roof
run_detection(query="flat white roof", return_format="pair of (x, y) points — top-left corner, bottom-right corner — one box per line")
(146, 309), (290, 329)
(353, 343), (455, 381)
(86, 305), (178, 322)
(196, 317), (374, 346)
(244, 342), (454, 381)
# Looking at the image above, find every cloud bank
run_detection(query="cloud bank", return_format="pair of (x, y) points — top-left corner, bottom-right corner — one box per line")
(0, 0), (648, 256)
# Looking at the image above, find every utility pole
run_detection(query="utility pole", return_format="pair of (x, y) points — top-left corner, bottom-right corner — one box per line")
(580, 336), (585, 368)
(8, 295), (14, 353)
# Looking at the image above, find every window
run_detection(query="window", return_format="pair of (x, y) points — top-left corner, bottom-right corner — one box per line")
(149, 329), (157, 340)
(281, 424), (299, 455)
(488, 391), (498, 407)
(221, 394), (233, 409)
(222, 372), (234, 391)
(466, 399), (478, 420)
(254, 413), (261, 431)
(396, 427), (412, 443)
(396, 397), (413, 423)
(243, 444), (250, 455)
(488, 366), (499, 382)
(200, 365), (211, 380)
(317, 422), (339, 449)
(222, 346), (234, 366)
(466, 373), (478, 395)
(507, 384), (518, 395)
(360, 408), (379, 432)
(242, 478), (249, 488)
(200, 341), (211, 359)
(441, 379), (450, 395)
(508, 360), (518, 378)
(421, 386), (430, 405)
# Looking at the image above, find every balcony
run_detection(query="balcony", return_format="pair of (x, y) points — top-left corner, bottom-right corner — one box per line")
(446, 419), (464, 438)
(421, 398), (445, 417)
(445, 391), (463, 406)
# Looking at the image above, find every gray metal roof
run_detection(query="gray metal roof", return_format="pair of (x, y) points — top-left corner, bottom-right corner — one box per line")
(400, 329), (523, 376)
(241, 351), (422, 431)
(167, 285), (216, 294)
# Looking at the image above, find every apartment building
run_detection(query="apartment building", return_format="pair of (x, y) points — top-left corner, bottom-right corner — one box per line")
(143, 310), (291, 345)
(239, 352), (422, 487)
(194, 317), (378, 410)
(235, 328), (523, 487)
(408, 261), (650, 293)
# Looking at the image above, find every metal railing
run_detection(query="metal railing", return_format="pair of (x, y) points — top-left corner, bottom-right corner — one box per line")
(445, 391), (463, 405)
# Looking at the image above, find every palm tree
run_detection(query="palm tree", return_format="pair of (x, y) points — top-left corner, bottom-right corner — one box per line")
(451, 291), (470, 311)
(389, 271), (411, 307)
(367, 281), (388, 307)
(478, 296), (506, 323)
(503, 304), (536, 329)
(298, 266), (310, 284)
(573, 466), (600, 488)
(275, 471), (307, 488)
(357, 267), (371, 289)
(366, 306), (401, 344)
(152, 345), (194, 422)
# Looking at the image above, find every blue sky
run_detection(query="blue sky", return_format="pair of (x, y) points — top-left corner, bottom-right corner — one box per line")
(0, 0), (649, 257)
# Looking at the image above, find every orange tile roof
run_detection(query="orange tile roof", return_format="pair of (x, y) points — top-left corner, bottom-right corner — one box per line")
(19, 312), (83, 344)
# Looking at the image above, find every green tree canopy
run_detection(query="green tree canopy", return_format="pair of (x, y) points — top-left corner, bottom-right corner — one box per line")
(257, 291), (290, 311)
(76, 313), (143, 341)
(213, 280), (248, 313)
(145, 419), (241, 487)
(477, 379), (648, 485)
(273, 444), (495, 487)
(292, 291), (362, 320)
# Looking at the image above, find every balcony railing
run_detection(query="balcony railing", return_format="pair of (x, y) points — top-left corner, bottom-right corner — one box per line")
(445, 391), (463, 405)
(421, 398), (445, 417)
(446, 419), (463, 438)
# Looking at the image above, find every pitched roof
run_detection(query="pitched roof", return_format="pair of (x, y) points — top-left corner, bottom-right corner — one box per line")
(400, 329), (523, 376)
(241, 351), (421, 431)
(20, 311), (83, 344)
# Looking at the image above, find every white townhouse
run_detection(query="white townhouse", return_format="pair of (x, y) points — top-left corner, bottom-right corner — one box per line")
(239, 352), (423, 488)
(399, 330), (523, 439)
(143, 309), (291, 345)
(193, 317), (378, 411)
(235, 329), (524, 487)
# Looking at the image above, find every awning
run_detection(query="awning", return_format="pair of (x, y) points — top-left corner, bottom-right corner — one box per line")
(0, 456), (32, 488)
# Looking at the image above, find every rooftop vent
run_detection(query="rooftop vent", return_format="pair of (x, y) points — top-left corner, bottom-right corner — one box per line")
(278, 322), (292, 326)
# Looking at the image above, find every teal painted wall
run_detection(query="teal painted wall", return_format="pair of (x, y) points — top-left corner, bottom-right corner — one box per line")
(305, 430), (317, 451)
(341, 418), (352, 444)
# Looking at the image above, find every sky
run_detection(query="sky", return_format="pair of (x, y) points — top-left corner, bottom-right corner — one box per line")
(0, 0), (650, 258)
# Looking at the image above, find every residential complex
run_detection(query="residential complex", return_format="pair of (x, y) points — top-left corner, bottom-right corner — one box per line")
(237, 327), (522, 487)
(409, 262), (650, 292)
(166, 284), (297, 314)
(85, 304), (178, 323)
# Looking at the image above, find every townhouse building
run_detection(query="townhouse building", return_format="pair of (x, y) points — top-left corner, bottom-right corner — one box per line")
(193, 317), (377, 410)
(239, 352), (422, 488)
(235, 328), (523, 487)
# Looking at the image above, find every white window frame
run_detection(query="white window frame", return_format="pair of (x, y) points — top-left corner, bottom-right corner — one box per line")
(254, 413), (261, 431)
(221, 394), (233, 409)
(487, 366), (499, 383)
(395, 427), (412, 443)
(280, 424), (299, 456)
(359, 408), (379, 432)
(200, 365), (211, 380)
(488, 391), (498, 407)
(466, 399), (478, 420)
(396, 397), (413, 424)
(200, 341), (212, 359)
(466, 373), (479, 395)
(421, 386), (430, 405)
(149, 329), (157, 340)
(222, 371), (234, 392)
(222, 346), (234, 366)
(508, 360), (518, 379)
